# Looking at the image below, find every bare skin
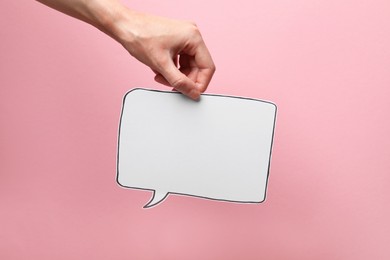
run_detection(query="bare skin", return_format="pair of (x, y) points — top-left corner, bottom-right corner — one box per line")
(36, 0), (215, 100)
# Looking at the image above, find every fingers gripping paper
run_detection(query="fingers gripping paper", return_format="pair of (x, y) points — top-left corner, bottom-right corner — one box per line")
(117, 88), (277, 208)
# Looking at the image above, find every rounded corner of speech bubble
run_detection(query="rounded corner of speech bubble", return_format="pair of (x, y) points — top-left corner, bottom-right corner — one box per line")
(115, 174), (126, 189)
(270, 102), (277, 112)
(143, 190), (169, 209)
(257, 196), (267, 204)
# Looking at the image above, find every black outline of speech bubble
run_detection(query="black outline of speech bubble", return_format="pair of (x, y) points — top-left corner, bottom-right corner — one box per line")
(116, 88), (277, 208)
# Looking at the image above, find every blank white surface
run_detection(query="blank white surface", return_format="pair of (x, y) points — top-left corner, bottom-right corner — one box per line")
(117, 88), (276, 207)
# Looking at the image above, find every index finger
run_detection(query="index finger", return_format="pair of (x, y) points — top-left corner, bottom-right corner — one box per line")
(192, 40), (216, 93)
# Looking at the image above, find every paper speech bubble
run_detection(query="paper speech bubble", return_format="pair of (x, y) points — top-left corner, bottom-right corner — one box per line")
(117, 88), (276, 208)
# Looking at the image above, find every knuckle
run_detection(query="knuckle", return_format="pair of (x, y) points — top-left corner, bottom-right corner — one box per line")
(154, 57), (169, 70)
(186, 20), (198, 28)
(171, 77), (187, 89)
(210, 63), (216, 73)
(187, 23), (201, 36)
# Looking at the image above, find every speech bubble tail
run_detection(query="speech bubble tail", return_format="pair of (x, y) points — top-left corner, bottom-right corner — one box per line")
(143, 190), (169, 209)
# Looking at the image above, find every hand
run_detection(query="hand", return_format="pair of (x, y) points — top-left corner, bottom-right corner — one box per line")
(36, 0), (215, 100)
(114, 11), (216, 100)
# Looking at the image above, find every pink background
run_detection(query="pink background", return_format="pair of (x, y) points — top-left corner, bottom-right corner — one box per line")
(1, 0), (389, 259)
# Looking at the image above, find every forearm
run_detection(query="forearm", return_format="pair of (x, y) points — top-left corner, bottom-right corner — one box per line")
(35, 0), (129, 42)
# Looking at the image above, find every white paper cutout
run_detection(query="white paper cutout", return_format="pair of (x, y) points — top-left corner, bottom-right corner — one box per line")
(117, 88), (277, 208)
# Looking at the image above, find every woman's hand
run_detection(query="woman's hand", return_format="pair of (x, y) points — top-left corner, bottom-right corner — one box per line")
(36, 0), (215, 100)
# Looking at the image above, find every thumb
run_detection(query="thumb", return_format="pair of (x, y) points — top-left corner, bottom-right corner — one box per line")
(157, 58), (200, 100)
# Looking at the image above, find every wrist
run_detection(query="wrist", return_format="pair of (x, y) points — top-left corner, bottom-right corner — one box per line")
(86, 0), (134, 44)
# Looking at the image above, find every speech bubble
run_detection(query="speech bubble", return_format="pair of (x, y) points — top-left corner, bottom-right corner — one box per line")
(117, 88), (276, 208)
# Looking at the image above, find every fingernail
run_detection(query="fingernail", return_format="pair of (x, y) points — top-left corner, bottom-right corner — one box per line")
(195, 82), (205, 93)
(189, 89), (200, 101)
